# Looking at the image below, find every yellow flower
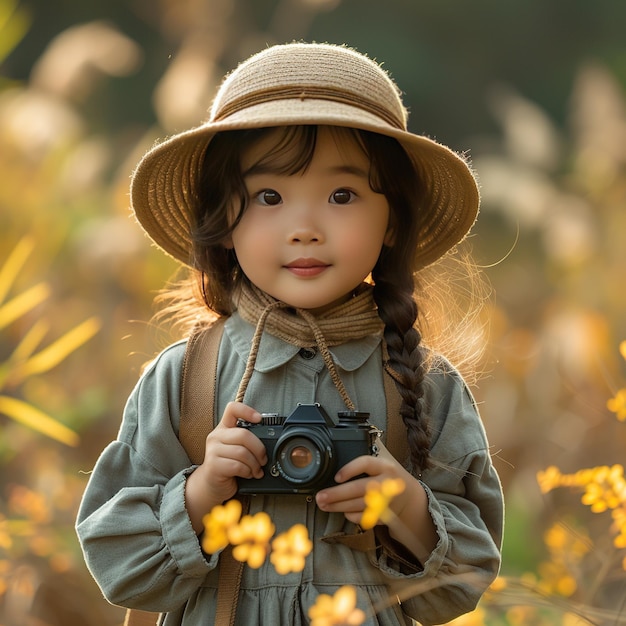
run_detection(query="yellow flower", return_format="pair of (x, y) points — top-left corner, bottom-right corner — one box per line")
(536, 522), (590, 597)
(544, 523), (589, 559)
(536, 466), (563, 494)
(360, 478), (405, 530)
(607, 388), (626, 421)
(201, 499), (242, 554)
(506, 605), (539, 626)
(308, 585), (366, 626)
(538, 464), (626, 514)
(538, 560), (578, 597)
(270, 523), (313, 575)
(580, 465), (626, 512)
(8, 485), (50, 524)
(227, 511), (275, 568)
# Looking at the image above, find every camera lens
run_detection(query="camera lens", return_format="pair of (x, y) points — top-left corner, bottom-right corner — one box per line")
(274, 430), (334, 488)
(289, 446), (313, 469)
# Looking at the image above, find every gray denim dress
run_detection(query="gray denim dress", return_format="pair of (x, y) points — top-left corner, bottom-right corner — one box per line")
(76, 313), (503, 625)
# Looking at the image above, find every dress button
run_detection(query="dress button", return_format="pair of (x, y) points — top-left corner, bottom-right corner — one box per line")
(299, 347), (316, 360)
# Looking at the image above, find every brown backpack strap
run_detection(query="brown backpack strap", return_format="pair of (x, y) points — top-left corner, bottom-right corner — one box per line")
(123, 609), (161, 626)
(179, 319), (245, 626)
(382, 366), (410, 467)
(179, 319), (226, 464)
(185, 319), (248, 626)
(125, 319), (234, 626)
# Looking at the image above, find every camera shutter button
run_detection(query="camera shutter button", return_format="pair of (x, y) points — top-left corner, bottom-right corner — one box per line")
(299, 347), (316, 360)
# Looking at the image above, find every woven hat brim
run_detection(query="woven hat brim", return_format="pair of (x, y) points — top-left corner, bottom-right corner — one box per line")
(130, 98), (479, 269)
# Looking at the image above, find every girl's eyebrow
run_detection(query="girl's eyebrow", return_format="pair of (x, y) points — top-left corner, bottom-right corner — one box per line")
(242, 164), (277, 177)
(324, 164), (369, 179)
(243, 164), (369, 178)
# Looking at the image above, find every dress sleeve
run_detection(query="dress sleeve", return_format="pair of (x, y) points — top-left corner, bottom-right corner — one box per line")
(373, 358), (504, 625)
(75, 342), (219, 613)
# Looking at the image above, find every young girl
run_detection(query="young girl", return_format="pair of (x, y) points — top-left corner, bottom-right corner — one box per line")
(76, 43), (503, 625)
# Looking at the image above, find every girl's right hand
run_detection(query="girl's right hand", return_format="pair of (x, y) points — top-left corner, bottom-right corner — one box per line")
(184, 402), (267, 534)
(203, 401), (268, 500)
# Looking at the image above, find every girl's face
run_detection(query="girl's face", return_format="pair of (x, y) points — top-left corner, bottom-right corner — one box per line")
(226, 127), (393, 313)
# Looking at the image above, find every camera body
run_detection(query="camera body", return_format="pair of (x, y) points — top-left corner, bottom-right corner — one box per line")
(237, 403), (378, 495)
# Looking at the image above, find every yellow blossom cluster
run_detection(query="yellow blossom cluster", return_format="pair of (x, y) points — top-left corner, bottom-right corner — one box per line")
(202, 479), (405, 573)
(199, 479), (406, 622)
(308, 585), (366, 626)
(537, 464), (626, 559)
(270, 523), (313, 575)
(201, 499), (242, 554)
(536, 523), (590, 597)
(360, 478), (405, 530)
(202, 500), (312, 573)
(537, 464), (626, 510)
(228, 511), (276, 568)
(607, 388), (626, 421)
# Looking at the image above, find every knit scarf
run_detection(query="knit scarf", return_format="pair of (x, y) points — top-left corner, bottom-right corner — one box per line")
(236, 281), (384, 347)
(234, 281), (385, 409)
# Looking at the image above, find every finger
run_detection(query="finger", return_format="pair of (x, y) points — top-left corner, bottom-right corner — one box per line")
(316, 493), (365, 515)
(218, 401), (262, 429)
(335, 455), (383, 483)
(218, 455), (263, 480)
(226, 424), (269, 466)
(316, 478), (366, 507)
(210, 441), (265, 479)
(344, 511), (368, 526)
(209, 430), (268, 470)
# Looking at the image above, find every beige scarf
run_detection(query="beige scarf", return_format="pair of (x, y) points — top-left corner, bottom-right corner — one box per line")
(234, 282), (385, 409)
(236, 281), (384, 347)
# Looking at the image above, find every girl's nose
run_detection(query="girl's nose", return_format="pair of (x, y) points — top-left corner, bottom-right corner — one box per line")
(289, 227), (323, 244)
(287, 205), (324, 244)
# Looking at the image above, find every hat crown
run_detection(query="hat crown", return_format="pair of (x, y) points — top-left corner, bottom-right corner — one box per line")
(210, 43), (408, 131)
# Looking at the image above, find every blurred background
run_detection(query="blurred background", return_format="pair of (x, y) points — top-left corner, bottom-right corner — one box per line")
(1, 0), (625, 624)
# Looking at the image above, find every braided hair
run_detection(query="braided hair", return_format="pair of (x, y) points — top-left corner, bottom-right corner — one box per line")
(363, 132), (432, 472)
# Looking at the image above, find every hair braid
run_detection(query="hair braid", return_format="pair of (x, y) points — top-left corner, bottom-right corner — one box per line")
(357, 128), (432, 473)
(373, 258), (431, 472)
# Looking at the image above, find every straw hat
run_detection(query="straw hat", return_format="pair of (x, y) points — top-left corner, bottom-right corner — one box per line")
(130, 42), (479, 269)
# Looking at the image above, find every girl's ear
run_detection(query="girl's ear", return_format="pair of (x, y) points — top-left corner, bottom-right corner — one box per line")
(222, 235), (234, 250)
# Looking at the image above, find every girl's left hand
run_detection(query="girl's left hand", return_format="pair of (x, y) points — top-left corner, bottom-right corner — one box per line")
(315, 441), (439, 561)
(315, 440), (413, 525)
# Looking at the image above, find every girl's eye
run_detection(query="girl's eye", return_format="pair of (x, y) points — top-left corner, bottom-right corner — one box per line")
(256, 189), (282, 206)
(329, 189), (356, 205)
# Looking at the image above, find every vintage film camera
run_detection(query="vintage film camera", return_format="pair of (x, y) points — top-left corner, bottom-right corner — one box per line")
(237, 403), (379, 495)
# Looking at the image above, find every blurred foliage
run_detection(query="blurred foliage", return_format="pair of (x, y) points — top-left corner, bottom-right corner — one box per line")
(0, 0), (625, 624)
(0, 237), (100, 447)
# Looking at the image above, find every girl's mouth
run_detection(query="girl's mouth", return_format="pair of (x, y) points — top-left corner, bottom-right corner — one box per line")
(284, 258), (330, 277)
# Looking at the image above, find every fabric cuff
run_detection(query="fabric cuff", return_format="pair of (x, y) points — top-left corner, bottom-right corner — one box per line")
(375, 481), (448, 580)
(160, 467), (219, 576)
